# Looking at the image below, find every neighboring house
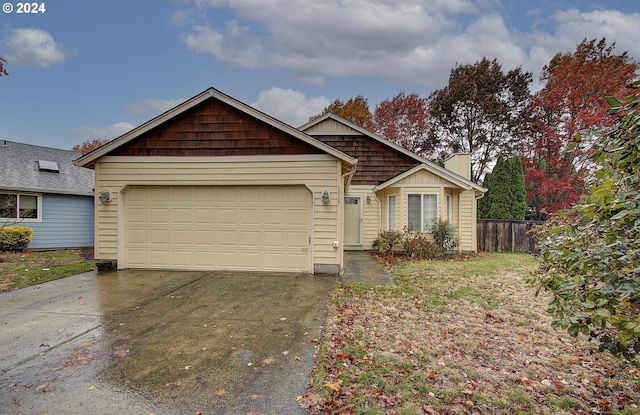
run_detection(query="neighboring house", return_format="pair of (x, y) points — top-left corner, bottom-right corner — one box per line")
(0, 140), (94, 249)
(75, 87), (485, 274)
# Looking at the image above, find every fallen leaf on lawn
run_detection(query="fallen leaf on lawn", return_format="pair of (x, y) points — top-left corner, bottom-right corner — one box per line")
(282, 350), (289, 356)
(195, 411), (202, 415)
(251, 394), (258, 399)
(215, 389), (225, 395)
(279, 317), (287, 321)
(247, 362), (253, 366)
(263, 357), (274, 364)
(87, 385), (95, 391)
(295, 355), (300, 361)
(184, 365), (192, 370)
(324, 380), (342, 392)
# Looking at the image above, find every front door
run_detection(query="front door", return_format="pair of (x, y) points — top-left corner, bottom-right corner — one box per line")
(344, 196), (363, 245)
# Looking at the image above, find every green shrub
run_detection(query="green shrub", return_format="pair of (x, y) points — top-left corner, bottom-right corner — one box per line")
(372, 230), (403, 256)
(0, 226), (33, 251)
(430, 218), (459, 252)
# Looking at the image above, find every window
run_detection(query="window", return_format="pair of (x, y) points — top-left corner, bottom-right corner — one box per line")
(446, 195), (452, 222)
(407, 194), (437, 232)
(0, 193), (40, 221)
(388, 195), (396, 231)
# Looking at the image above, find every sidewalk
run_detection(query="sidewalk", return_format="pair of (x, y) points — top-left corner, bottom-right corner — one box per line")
(341, 251), (394, 285)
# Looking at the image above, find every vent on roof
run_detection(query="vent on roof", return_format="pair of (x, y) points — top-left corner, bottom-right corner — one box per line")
(37, 160), (60, 172)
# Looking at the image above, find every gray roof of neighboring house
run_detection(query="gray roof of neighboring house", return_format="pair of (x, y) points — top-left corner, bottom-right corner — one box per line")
(0, 140), (94, 196)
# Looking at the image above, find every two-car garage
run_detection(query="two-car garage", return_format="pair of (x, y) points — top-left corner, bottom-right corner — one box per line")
(123, 185), (313, 272)
(75, 87), (356, 274)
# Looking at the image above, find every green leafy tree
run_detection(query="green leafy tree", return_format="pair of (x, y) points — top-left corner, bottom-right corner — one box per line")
(479, 156), (526, 220)
(530, 84), (640, 359)
(487, 156), (512, 219)
(508, 157), (527, 220)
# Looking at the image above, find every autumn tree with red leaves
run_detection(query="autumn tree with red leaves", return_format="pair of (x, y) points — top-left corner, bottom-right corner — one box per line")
(72, 138), (110, 154)
(524, 38), (638, 220)
(373, 92), (435, 156)
(0, 57), (8, 77)
(310, 95), (374, 130)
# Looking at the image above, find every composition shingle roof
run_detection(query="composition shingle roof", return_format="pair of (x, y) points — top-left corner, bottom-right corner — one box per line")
(0, 140), (94, 196)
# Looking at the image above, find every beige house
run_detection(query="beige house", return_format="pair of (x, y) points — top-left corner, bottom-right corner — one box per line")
(301, 114), (485, 253)
(75, 87), (485, 274)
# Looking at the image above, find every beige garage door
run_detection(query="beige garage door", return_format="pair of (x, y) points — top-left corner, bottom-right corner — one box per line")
(124, 186), (312, 272)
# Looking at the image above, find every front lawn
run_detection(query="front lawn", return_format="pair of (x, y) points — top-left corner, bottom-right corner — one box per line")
(303, 253), (640, 414)
(0, 249), (95, 292)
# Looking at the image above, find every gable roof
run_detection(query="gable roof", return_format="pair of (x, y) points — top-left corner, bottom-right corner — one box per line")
(0, 140), (94, 196)
(300, 113), (486, 194)
(75, 87), (357, 168)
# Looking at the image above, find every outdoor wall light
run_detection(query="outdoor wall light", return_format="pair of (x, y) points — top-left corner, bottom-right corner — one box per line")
(366, 194), (371, 203)
(321, 189), (330, 205)
(99, 190), (112, 204)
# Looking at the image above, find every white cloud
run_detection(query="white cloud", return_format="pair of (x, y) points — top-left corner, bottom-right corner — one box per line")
(252, 87), (330, 127)
(4, 28), (66, 68)
(126, 98), (186, 115)
(179, 1), (640, 92)
(67, 122), (136, 141)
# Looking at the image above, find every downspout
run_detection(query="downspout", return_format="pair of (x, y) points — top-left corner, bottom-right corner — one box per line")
(340, 161), (358, 275)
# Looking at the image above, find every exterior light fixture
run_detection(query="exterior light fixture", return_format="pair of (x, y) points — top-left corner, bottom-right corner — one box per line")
(99, 190), (112, 204)
(366, 194), (371, 203)
(321, 190), (330, 205)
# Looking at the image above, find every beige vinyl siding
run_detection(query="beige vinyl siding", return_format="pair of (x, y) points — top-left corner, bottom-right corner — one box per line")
(303, 118), (361, 135)
(375, 169), (478, 252)
(458, 189), (477, 251)
(93, 155), (343, 270)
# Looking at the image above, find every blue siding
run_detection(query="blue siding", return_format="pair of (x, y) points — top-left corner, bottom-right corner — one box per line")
(27, 194), (94, 249)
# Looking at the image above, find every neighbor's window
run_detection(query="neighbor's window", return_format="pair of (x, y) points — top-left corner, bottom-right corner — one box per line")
(0, 193), (39, 220)
(407, 194), (437, 232)
(388, 195), (396, 231)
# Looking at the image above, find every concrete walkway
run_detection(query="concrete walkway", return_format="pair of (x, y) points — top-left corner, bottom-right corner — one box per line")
(341, 251), (394, 285)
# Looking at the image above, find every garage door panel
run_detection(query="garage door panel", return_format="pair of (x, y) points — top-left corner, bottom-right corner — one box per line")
(125, 185), (312, 271)
(150, 208), (170, 223)
(149, 250), (170, 266)
(173, 208), (192, 223)
(149, 229), (169, 244)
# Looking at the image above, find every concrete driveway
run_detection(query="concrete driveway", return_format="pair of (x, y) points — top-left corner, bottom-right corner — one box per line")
(0, 270), (337, 415)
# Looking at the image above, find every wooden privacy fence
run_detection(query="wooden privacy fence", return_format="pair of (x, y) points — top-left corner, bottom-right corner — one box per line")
(477, 219), (544, 253)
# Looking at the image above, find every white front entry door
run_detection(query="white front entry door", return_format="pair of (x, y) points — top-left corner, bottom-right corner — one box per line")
(344, 196), (363, 245)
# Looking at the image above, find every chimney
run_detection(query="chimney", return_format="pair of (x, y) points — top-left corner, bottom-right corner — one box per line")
(444, 144), (471, 180)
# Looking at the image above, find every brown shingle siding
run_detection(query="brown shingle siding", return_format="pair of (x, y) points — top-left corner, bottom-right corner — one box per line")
(311, 134), (419, 185)
(111, 99), (324, 157)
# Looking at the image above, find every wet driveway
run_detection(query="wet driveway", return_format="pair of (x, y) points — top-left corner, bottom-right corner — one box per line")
(0, 270), (337, 415)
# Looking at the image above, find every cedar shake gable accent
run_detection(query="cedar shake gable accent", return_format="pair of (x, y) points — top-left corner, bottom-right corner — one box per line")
(300, 113), (485, 192)
(311, 134), (419, 185)
(75, 87), (356, 169)
(111, 99), (325, 157)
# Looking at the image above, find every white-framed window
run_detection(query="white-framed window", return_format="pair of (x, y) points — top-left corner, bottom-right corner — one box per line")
(407, 194), (437, 232)
(388, 195), (396, 231)
(0, 192), (41, 222)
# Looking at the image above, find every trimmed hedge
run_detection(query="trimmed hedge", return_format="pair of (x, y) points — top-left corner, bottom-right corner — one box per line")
(0, 226), (33, 251)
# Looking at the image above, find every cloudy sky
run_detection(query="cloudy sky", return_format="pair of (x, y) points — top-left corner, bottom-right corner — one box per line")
(1, 0), (638, 149)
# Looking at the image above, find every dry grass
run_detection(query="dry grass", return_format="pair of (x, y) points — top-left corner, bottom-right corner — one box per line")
(304, 253), (640, 414)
